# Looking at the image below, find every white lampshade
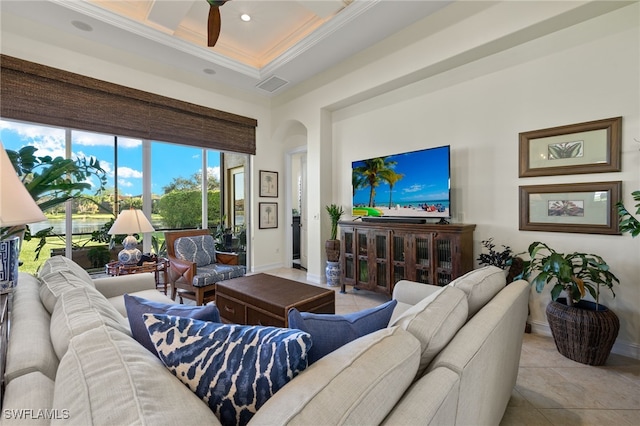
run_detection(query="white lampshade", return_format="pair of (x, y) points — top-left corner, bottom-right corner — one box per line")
(108, 208), (155, 265)
(108, 208), (155, 235)
(0, 141), (47, 228)
(1, 141), (46, 293)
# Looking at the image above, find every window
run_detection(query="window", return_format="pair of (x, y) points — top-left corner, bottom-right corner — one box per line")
(1, 118), (250, 273)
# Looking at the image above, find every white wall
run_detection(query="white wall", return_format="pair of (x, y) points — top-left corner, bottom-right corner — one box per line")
(275, 3), (640, 357)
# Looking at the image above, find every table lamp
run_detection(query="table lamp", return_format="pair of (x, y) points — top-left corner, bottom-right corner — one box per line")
(1, 142), (47, 293)
(108, 208), (155, 265)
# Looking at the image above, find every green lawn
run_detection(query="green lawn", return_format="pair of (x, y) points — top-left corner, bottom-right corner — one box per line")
(18, 231), (168, 275)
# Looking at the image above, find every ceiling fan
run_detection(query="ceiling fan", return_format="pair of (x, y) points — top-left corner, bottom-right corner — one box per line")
(206, 0), (230, 47)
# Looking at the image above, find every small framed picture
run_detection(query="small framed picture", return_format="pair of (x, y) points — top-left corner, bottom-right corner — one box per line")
(259, 170), (278, 198)
(259, 202), (278, 229)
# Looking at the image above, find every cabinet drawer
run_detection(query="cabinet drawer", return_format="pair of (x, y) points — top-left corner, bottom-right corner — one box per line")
(247, 307), (285, 328)
(216, 294), (246, 324)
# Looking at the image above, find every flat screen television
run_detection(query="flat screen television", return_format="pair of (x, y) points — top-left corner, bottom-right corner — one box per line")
(351, 145), (451, 222)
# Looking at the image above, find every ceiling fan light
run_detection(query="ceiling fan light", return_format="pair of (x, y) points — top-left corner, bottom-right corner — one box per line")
(240, 14), (251, 22)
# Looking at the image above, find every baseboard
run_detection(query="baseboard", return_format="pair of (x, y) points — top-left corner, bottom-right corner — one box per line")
(251, 262), (284, 274)
(529, 319), (639, 360)
(305, 272), (323, 285)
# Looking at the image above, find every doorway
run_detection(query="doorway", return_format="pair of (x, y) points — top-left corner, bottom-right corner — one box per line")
(290, 151), (307, 270)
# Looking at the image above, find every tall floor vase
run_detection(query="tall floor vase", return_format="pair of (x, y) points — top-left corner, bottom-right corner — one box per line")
(325, 261), (341, 287)
(0, 236), (20, 293)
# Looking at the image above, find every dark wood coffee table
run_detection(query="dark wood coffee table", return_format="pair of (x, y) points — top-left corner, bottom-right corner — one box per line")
(215, 274), (335, 327)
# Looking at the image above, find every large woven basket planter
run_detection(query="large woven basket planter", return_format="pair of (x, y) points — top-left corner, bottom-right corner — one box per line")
(546, 298), (619, 366)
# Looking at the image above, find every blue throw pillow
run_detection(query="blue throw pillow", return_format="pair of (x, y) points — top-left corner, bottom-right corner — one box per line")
(288, 299), (397, 364)
(144, 314), (311, 426)
(123, 294), (221, 356)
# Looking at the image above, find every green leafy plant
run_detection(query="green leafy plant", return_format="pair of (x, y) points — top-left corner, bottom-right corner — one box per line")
(616, 190), (640, 237)
(87, 246), (111, 268)
(3, 145), (108, 258)
(151, 236), (167, 257)
(325, 204), (344, 240)
(519, 241), (619, 308)
(476, 238), (513, 269)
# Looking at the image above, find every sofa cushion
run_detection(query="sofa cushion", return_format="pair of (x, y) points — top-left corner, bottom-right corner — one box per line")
(2, 372), (56, 424)
(52, 325), (220, 425)
(108, 288), (175, 317)
(4, 275), (59, 384)
(288, 299), (397, 364)
(144, 314), (311, 426)
(37, 255), (94, 285)
(390, 285), (468, 376)
(449, 265), (506, 318)
(50, 286), (131, 359)
(249, 327), (421, 426)
(174, 234), (218, 267)
(124, 293), (221, 355)
(39, 270), (95, 314)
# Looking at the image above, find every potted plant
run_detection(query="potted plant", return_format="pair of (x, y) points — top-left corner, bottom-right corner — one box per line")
(520, 241), (620, 365)
(325, 204), (344, 262)
(477, 238), (513, 270)
(324, 204), (344, 286)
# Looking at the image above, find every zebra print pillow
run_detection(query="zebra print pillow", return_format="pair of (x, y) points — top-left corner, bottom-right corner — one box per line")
(144, 314), (311, 426)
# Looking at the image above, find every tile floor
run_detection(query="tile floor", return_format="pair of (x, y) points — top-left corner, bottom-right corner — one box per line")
(264, 267), (640, 426)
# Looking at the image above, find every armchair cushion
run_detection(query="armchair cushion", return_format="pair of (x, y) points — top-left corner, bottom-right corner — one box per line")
(174, 235), (218, 267)
(191, 263), (246, 288)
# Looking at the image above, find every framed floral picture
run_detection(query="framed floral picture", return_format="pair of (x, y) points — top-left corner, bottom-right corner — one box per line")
(519, 117), (621, 177)
(519, 181), (621, 235)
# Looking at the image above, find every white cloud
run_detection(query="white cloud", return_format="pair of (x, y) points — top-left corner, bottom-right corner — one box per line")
(208, 166), (220, 180)
(403, 184), (425, 193)
(118, 166), (143, 179)
(0, 120), (65, 156)
(117, 137), (142, 148)
(72, 131), (114, 147)
(118, 179), (133, 188)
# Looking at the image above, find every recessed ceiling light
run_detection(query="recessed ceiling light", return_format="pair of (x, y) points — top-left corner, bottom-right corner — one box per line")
(203, 68), (216, 75)
(240, 14), (251, 22)
(71, 20), (93, 32)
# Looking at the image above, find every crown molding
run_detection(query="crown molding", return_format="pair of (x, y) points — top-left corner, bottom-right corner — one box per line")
(262, 0), (379, 75)
(54, 0), (260, 78)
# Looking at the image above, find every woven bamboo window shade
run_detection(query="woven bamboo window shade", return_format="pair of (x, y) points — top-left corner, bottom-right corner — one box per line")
(0, 55), (257, 155)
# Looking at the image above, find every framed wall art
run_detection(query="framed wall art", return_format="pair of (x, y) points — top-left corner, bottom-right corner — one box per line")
(519, 117), (621, 177)
(259, 202), (278, 229)
(259, 170), (278, 197)
(519, 181), (621, 235)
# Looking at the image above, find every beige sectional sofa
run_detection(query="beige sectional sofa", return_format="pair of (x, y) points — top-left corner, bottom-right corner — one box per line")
(1, 257), (529, 425)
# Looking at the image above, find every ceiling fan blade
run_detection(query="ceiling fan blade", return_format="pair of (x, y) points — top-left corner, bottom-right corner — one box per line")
(207, 0), (229, 47)
(207, 5), (222, 47)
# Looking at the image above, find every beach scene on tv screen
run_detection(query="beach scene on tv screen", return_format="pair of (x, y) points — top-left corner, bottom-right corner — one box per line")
(352, 146), (450, 218)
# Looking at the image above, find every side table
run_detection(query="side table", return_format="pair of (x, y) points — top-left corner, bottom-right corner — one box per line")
(105, 258), (169, 294)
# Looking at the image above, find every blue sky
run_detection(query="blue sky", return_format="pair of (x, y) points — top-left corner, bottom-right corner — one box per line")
(352, 145), (450, 206)
(0, 119), (220, 196)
